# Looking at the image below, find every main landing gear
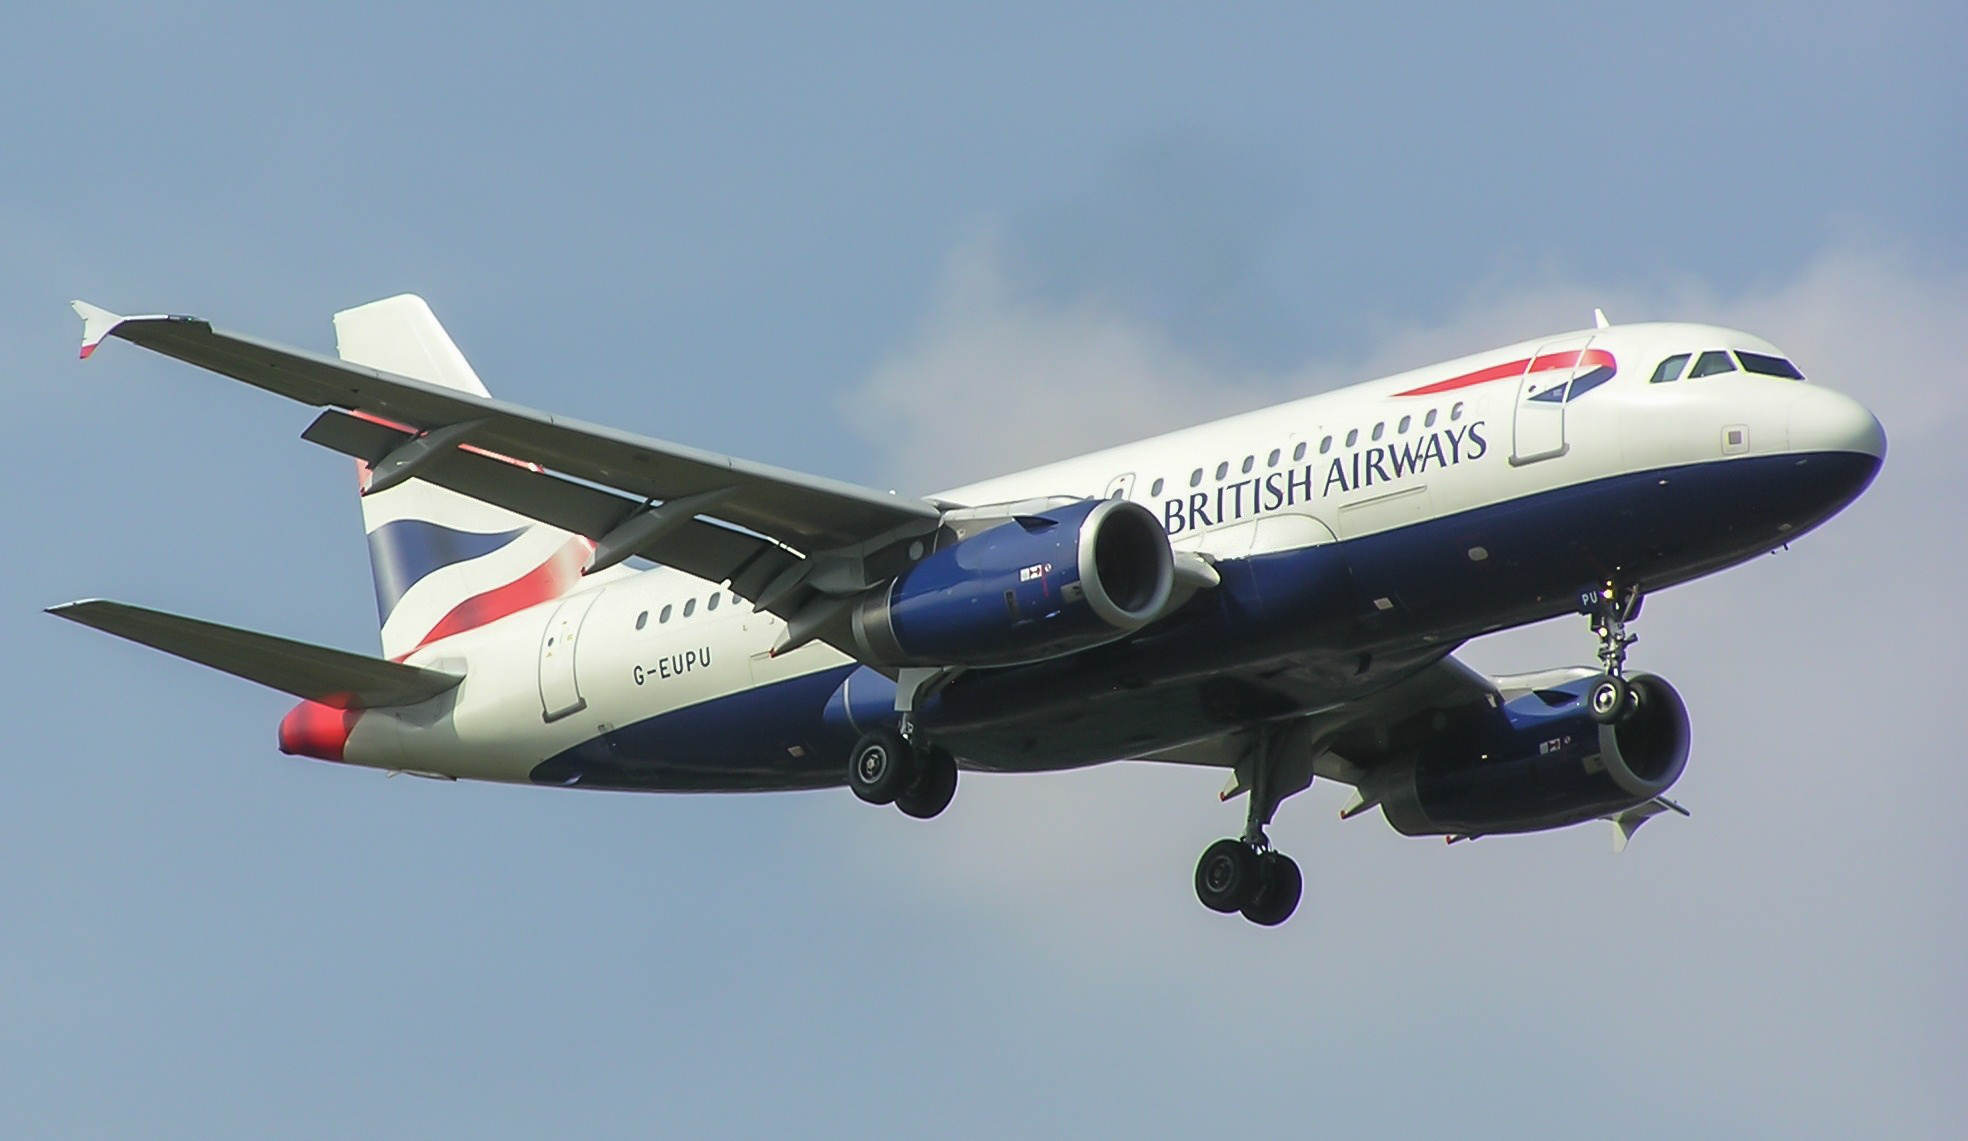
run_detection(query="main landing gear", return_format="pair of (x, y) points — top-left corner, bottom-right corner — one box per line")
(1583, 582), (1645, 726)
(1194, 724), (1311, 927)
(847, 724), (958, 820)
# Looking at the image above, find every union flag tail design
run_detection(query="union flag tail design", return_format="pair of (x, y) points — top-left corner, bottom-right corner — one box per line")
(334, 295), (606, 659)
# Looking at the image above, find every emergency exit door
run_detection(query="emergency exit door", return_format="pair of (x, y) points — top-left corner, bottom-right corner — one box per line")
(538, 590), (601, 722)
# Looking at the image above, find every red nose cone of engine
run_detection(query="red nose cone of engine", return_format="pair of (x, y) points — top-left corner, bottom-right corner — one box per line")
(279, 701), (356, 761)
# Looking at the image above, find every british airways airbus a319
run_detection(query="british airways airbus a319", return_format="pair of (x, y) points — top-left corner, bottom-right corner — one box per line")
(52, 295), (1882, 925)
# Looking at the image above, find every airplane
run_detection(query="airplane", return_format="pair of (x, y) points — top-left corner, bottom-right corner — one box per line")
(50, 295), (1884, 925)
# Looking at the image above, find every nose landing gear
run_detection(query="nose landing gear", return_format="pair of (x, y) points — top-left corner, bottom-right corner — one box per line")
(1582, 582), (1644, 725)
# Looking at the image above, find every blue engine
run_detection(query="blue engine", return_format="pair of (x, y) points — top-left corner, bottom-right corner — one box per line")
(1369, 674), (1691, 837)
(850, 498), (1175, 667)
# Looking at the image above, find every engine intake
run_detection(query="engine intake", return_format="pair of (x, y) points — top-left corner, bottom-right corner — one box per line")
(852, 498), (1174, 667)
(1374, 673), (1691, 838)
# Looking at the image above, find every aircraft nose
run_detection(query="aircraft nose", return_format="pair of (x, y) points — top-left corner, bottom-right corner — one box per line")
(1788, 384), (1886, 460)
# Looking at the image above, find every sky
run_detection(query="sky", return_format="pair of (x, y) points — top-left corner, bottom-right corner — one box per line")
(2, 3), (1964, 1137)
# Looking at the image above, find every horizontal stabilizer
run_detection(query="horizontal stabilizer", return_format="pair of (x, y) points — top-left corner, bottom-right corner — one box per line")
(48, 599), (463, 709)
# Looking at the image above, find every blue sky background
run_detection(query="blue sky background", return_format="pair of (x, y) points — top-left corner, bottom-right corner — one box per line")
(2, 4), (1963, 1137)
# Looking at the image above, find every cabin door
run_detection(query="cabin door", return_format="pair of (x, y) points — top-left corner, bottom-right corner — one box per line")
(1511, 334), (1594, 465)
(538, 590), (602, 722)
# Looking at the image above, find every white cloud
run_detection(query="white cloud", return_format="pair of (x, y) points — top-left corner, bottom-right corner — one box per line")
(833, 242), (1968, 1135)
(846, 243), (1967, 497)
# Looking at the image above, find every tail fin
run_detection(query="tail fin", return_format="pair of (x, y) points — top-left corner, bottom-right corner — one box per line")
(335, 296), (599, 659)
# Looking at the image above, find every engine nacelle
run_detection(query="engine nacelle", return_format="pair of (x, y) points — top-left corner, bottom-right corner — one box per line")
(1372, 673), (1691, 838)
(851, 498), (1175, 667)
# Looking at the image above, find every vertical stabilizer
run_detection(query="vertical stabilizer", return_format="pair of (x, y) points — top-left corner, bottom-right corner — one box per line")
(335, 295), (606, 659)
(333, 294), (491, 397)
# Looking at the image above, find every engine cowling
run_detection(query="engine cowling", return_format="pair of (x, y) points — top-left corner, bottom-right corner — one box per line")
(851, 498), (1175, 667)
(1372, 673), (1691, 838)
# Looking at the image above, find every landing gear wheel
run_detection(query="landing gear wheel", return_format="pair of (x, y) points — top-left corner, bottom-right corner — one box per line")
(896, 747), (958, 819)
(1588, 675), (1635, 725)
(848, 728), (916, 806)
(1195, 839), (1261, 913)
(1241, 852), (1302, 927)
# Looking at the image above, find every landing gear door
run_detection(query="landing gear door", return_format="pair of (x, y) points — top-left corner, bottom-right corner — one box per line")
(1511, 334), (1593, 465)
(538, 589), (602, 722)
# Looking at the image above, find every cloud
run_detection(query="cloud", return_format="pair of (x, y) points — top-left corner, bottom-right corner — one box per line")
(846, 241), (1966, 496)
(832, 241), (1968, 1134)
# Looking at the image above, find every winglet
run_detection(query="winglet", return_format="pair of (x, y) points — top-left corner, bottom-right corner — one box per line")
(71, 300), (124, 359)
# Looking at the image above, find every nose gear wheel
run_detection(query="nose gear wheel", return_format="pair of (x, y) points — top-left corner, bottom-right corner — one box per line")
(1582, 582), (1644, 725)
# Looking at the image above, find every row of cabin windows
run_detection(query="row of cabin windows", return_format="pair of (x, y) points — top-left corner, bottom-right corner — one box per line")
(1144, 401), (1466, 498)
(1650, 349), (1805, 384)
(633, 591), (725, 631)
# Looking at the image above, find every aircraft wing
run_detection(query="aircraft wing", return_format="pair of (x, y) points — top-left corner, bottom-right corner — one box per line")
(71, 302), (941, 556)
(299, 408), (807, 616)
(48, 600), (463, 710)
(1140, 655), (1501, 774)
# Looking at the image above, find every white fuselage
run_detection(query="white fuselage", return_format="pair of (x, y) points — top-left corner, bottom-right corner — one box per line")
(338, 321), (1883, 786)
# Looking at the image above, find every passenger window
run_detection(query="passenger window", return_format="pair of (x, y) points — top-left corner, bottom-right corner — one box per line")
(1267, 449), (1280, 467)
(659, 604), (673, 624)
(1294, 442), (1309, 461)
(1424, 409), (1438, 428)
(1371, 422), (1385, 441)
(1150, 477), (1164, 496)
(1319, 436), (1332, 454)
(1649, 354), (1691, 384)
(1397, 415), (1411, 434)
(1345, 428), (1359, 447)
(683, 598), (696, 618)
(1688, 350), (1737, 379)
(708, 593), (721, 611)
(1737, 351), (1805, 379)
(1215, 461), (1229, 480)
(1190, 468), (1203, 488)
(1451, 403), (1464, 421)
(1241, 455), (1254, 474)
(635, 610), (648, 631)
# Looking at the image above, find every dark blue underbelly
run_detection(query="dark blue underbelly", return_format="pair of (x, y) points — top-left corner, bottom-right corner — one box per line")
(533, 450), (1879, 791)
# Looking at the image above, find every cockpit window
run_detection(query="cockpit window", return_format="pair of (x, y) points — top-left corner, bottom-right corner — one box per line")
(1736, 351), (1805, 379)
(1688, 350), (1737, 379)
(1649, 354), (1691, 384)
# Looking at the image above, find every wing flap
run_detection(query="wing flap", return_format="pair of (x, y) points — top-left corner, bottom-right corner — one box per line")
(74, 304), (941, 553)
(49, 600), (463, 709)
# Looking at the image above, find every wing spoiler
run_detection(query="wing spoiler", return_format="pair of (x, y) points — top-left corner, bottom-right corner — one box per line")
(48, 600), (463, 710)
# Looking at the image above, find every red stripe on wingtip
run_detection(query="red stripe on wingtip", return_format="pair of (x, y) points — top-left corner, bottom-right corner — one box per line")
(79, 343), (98, 360)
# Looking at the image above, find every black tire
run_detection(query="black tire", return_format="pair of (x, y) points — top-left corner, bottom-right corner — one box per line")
(1588, 676), (1633, 725)
(848, 729), (915, 805)
(1194, 839), (1260, 913)
(896, 748), (958, 819)
(1241, 852), (1302, 927)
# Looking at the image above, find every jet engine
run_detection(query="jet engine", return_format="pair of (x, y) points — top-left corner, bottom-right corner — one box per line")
(851, 498), (1175, 667)
(1370, 673), (1691, 838)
